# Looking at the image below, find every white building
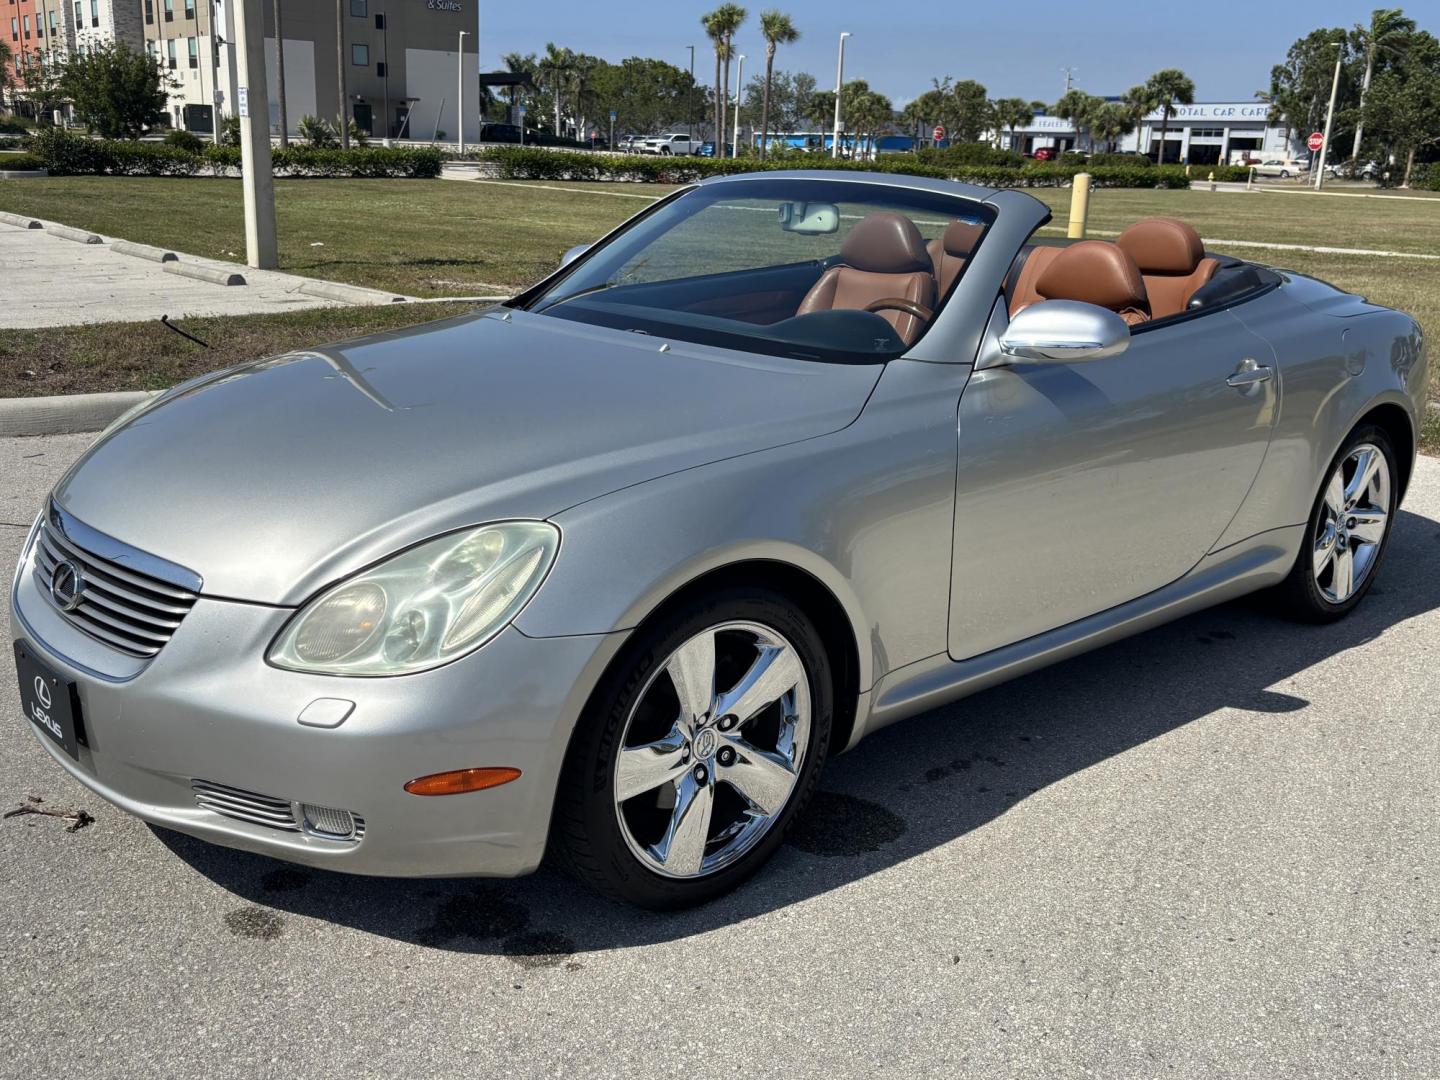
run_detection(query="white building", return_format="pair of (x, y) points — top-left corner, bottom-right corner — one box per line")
(997, 101), (1306, 165)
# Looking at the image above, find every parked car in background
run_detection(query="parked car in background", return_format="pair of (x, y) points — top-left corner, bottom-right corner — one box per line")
(13, 171), (1424, 909)
(1253, 158), (1310, 179)
(477, 122), (524, 144)
(696, 141), (734, 158)
(1030, 147), (1057, 161)
(643, 133), (699, 155)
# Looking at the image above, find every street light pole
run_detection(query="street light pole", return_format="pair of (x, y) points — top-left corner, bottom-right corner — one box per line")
(830, 31), (850, 160)
(731, 53), (744, 157)
(1314, 38), (1343, 191)
(457, 28), (469, 154)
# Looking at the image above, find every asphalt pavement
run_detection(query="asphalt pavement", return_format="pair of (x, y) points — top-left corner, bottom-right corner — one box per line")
(1, 433), (1436, 1079)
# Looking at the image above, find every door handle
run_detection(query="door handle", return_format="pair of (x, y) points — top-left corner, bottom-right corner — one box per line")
(1227, 358), (1272, 388)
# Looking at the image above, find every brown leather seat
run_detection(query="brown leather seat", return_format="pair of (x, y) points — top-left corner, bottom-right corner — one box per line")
(1013, 240), (1151, 325)
(926, 219), (985, 299)
(1007, 245), (1064, 316)
(798, 212), (936, 344)
(1115, 217), (1218, 318)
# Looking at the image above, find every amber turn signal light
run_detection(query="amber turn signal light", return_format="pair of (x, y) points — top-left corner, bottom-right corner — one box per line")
(404, 767), (522, 796)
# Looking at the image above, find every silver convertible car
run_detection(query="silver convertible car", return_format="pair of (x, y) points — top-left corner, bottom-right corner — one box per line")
(11, 172), (1426, 908)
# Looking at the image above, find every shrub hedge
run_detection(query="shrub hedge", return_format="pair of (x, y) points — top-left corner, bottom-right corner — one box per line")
(0, 153), (47, 172)
(915, 143), (1026, 168)
(477, 146), (1203, 189)
(28, 129), (443, 178)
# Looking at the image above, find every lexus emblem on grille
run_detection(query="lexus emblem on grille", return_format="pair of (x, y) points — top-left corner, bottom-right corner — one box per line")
(49, 559), (85, 612)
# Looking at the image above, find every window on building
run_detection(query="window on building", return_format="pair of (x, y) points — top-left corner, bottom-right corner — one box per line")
(184, 0), (194, 17)
(187, 36), (197, 68)
(350, 0), (367, 16)
(351, 43), (368, 66)
(1189, 128), (1224, 139)
(90, 0), (97, 27)
(166, 37), (176, 69)
(21, 13), (28, 37)
(72, 1), (80, 31)
(9, 17), (16, 39)
(376, 61), (385, 77)
(144, 0), (152, 23)
(374, 12), (385, 29)
(164, 0), (173, 21)
(49, 9), (57, 30)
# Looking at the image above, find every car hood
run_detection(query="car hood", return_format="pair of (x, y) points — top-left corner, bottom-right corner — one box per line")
(54, 308), (881, 605)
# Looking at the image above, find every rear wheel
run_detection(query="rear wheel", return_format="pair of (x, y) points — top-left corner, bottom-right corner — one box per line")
(554, 588), (832, 909)
(1272, 425), (1396, 621)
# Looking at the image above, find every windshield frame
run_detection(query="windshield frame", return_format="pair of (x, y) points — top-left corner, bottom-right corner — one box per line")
(512, 175), (1000, 365)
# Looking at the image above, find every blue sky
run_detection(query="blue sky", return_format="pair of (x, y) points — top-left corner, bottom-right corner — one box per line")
(476, 0), (1394, 105)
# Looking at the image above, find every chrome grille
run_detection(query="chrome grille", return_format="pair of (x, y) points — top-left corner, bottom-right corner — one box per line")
(192, 779), (366, 840)
(31, 511), (199, 659)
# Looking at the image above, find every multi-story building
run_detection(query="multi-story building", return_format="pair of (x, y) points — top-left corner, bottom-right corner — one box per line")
(137, 0), (478, 140)
(5, 0), (139, 118)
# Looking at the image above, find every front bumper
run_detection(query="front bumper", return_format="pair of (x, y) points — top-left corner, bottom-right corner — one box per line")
(11, 536), (626, 878)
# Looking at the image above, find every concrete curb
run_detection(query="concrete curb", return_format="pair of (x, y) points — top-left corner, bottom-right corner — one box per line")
(112, 239), (178, 263)
(298, 279), (407, 304)
(0, 210), (43, 229)
(164, 261), (246, 286)
(46, 223), (103, 245)
(0, 390), (158, 437)
(0, 168), (48, 179)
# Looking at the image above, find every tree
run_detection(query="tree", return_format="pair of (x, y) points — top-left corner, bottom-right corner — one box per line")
(1360, 29), (1440, 185)
(757, 10), (798, 159)
(591, 57), (700, 135)
(1089, 101), (1136, 152)
(1349, 8), (1416, 161)
(1268, 30), (1357, 152)
(989, 97), (1033, 151)
(0, 40), (14, 109)
(56, 43), (170, 138)
(274, 0), (288, 145)
(742, 69), (815, 136)
(947, 78), (989, 143)
(706, 4), (746, 155)
(1143, 68), (1195, 163)
(535, 43), (575, 136)
(1053, 88), (1102, 152)
(701, 9), (727, 144)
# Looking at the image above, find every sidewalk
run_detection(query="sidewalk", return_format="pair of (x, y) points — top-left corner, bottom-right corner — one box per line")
(1, 224), (407, 330)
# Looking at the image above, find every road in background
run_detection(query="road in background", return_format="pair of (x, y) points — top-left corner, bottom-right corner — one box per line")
(1, 434), (1436, 1078)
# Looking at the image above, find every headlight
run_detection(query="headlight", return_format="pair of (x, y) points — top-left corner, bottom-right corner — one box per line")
(268, 521), (559, 676)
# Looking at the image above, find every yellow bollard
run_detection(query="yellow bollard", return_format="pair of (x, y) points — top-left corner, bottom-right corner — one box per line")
(1067, 172), (1091, 239)
(1247, 165), (1255, 191)
(1208, 170), (1216, 191)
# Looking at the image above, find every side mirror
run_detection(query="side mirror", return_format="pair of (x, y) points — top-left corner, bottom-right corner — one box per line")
(560, 243), (591, 268)
(997, 300), (1131, 363)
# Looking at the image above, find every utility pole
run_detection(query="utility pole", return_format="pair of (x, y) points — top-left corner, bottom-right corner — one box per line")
(336, 0), (349, 148)
(457, 29), (468, 153)
(830, 31), (850, 159)
(1062, 67), (1076, 94)
(686, 44), (695, 144)
(232, 0), (276, 268)
(1314, 39), (1343, 191)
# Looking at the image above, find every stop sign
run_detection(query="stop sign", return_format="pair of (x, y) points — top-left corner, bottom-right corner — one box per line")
(1307, 132), (1324, 152)
(932, 125), (946, 142)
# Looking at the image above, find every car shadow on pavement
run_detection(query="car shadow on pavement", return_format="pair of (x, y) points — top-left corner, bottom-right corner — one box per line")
(156, 507), (1440, 960)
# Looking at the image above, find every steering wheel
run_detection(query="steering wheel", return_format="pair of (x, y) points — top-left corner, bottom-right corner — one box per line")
(864, 297), (934, 323)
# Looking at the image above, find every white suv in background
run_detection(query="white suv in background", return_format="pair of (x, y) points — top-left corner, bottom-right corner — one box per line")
(643, 133), (698, 155)
(1252, 158), (1310, 179)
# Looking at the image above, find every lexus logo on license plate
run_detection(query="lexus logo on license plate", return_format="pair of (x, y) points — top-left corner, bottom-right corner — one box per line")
(50, 559), (85, 612)
(33, 675), (52, 710)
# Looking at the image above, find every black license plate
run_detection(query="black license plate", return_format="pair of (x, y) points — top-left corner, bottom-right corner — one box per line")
(15, 641), (82, 760)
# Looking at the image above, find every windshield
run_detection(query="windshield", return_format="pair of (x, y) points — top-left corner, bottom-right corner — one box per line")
(522, 178), (995, 364)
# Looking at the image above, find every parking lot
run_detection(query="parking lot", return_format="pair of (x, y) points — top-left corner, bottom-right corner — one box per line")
(1, 430), (1436, 1078)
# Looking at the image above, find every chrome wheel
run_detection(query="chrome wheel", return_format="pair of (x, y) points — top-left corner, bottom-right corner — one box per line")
(613, 620), (811, 879)
(1313, 442), (1391, 605)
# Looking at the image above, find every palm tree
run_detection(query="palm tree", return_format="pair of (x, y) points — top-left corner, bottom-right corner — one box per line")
(1089, 101), (1136, 153)
(1054, 89), (1100, 153)
(535, 43), (573, 137)
(702, 10), (726, 146)
(757, 10), (798, 160)
(274, 0), (288, 145)
(1143, 68), (1194, 163)
(990, 98), (1034, 152)
(712, 4), (747, 156)
(1350, 8), (1415, 161)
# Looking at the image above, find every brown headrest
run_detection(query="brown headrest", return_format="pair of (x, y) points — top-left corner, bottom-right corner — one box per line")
(939, 219), (984, 257)
(1036, 241), (1149, 313)
(841, 212), (931, 275)
(1116, 217), (1205, 275)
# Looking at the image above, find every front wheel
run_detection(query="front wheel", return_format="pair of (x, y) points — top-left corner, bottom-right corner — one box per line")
(553, 588), (833, 909)
(1272, 425), (1397, 621)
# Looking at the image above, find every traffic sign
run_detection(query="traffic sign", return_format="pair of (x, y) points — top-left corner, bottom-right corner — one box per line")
(610, 110), (617, 121)
(932, 124), (946, 142)
(1307, 131), (1324, 152)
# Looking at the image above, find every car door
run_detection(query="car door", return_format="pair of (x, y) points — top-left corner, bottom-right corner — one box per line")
(948, 306), (1279, 661)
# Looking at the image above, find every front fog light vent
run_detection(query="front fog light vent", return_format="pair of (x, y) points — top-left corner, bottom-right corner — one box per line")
(301, 803), (358, 838)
